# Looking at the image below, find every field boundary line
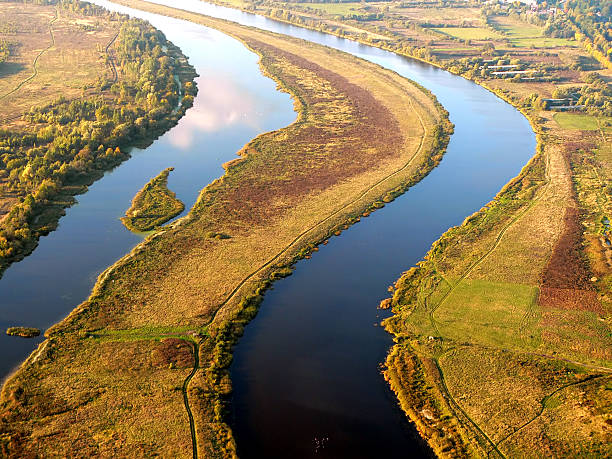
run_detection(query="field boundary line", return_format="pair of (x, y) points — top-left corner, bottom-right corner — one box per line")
(0, 8), (58, 101)
(493, 374), (609, 453)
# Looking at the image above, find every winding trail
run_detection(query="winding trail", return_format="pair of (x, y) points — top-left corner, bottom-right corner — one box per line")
(182, 339), (200, 459)
(0, 8), (58, 101)
(492, 374), (610, 454)
(0, 20), (119, 125)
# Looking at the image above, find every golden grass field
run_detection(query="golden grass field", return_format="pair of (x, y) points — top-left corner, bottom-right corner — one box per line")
(193, 0), (612, 455)
(0, 2), (118, 126)
(0, 2), (451, 456)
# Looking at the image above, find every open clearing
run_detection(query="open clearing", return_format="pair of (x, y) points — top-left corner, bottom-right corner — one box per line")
(491, 15), (578, 48)
(554, 112), (612, 131)
(433, 27), (501, 41)
(0, 2), (118, 124)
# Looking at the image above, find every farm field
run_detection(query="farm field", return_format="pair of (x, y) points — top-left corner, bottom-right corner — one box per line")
(306, 2), (364, 16)
(491, 15), (578, 48)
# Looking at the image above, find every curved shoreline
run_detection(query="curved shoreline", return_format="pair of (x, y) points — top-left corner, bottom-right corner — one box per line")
(154, 2), (610, 457)
(0, 3), (451, 456)
(0, 4), (198, 279)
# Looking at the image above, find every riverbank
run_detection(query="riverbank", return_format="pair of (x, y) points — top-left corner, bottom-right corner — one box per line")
(0, 0), (197, 278)
(383, 121), (611, 457)
(0, 4), (451, 456)
(186, 1), (611, 455)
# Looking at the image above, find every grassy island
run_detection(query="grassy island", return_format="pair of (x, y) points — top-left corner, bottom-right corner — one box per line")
(121, 168), (185, 232)
(0, 2), (451, 457)
(5, 327), (40, 338)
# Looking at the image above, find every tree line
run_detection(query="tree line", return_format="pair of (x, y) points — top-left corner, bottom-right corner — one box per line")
(0, 0), (197, 268)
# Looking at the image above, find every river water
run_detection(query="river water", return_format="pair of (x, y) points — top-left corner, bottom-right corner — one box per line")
(1, 1), (536, 457)
(0, 4), (295, 380)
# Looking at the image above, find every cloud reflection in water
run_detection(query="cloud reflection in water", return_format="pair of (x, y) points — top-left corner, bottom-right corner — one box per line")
(166, 74), (260, 150)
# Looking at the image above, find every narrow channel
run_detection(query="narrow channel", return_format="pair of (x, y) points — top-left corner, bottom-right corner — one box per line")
(133, 1), (536, 457)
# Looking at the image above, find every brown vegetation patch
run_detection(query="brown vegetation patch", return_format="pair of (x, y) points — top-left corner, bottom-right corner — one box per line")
(150, 338), (194, 369)
(540, 206), (592, 290)
(538, 286), (602, 313)
(538, 145), (601, 313)
(204, 40), (402, 227)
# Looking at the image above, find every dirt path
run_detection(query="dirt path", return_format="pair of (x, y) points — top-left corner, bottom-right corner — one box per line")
(182, 339), (201, 459)
(0, 8), (58, 101)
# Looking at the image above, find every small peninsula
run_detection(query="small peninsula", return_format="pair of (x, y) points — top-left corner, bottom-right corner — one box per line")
(121, 168), (185, 232)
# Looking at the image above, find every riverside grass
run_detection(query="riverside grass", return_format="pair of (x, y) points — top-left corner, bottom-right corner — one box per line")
(121, 167), (185, 232)
(0, 3), (451, 457)
(383, 126), (611, 457)
(207, 0), (612, 454)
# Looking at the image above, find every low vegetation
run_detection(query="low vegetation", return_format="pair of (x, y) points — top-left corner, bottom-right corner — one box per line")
(0, 0), (197, 276)
(5, 327), (40, 338)
(121, 167), (184, 232)
(0, 2), (452, 456)
(194, 0), (612, 455)
(1, 0), (609, 456)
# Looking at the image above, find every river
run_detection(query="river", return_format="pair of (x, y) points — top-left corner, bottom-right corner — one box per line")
(0, 5), (295, 380)
(1, 1), (536, 457)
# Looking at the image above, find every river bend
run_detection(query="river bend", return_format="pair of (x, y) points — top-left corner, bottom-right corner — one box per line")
(2, 1), (536, 457)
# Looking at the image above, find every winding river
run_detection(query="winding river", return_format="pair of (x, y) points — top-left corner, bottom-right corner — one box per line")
(1, 1), (536, 457)
(0, 7), (295, 379)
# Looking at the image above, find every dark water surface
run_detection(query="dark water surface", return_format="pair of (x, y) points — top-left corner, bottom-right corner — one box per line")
(2, 1), (536, 457)
(137, 2), (535, 457)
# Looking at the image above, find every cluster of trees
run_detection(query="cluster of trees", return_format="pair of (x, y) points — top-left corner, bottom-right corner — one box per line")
(0, 0), (197, 264)
(564, 0), (611, 68)
(523, 73), (611, 116)
(499, 0), (611, 68)
(0, 40), (9, 64)
(575, 73), (612, 116)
